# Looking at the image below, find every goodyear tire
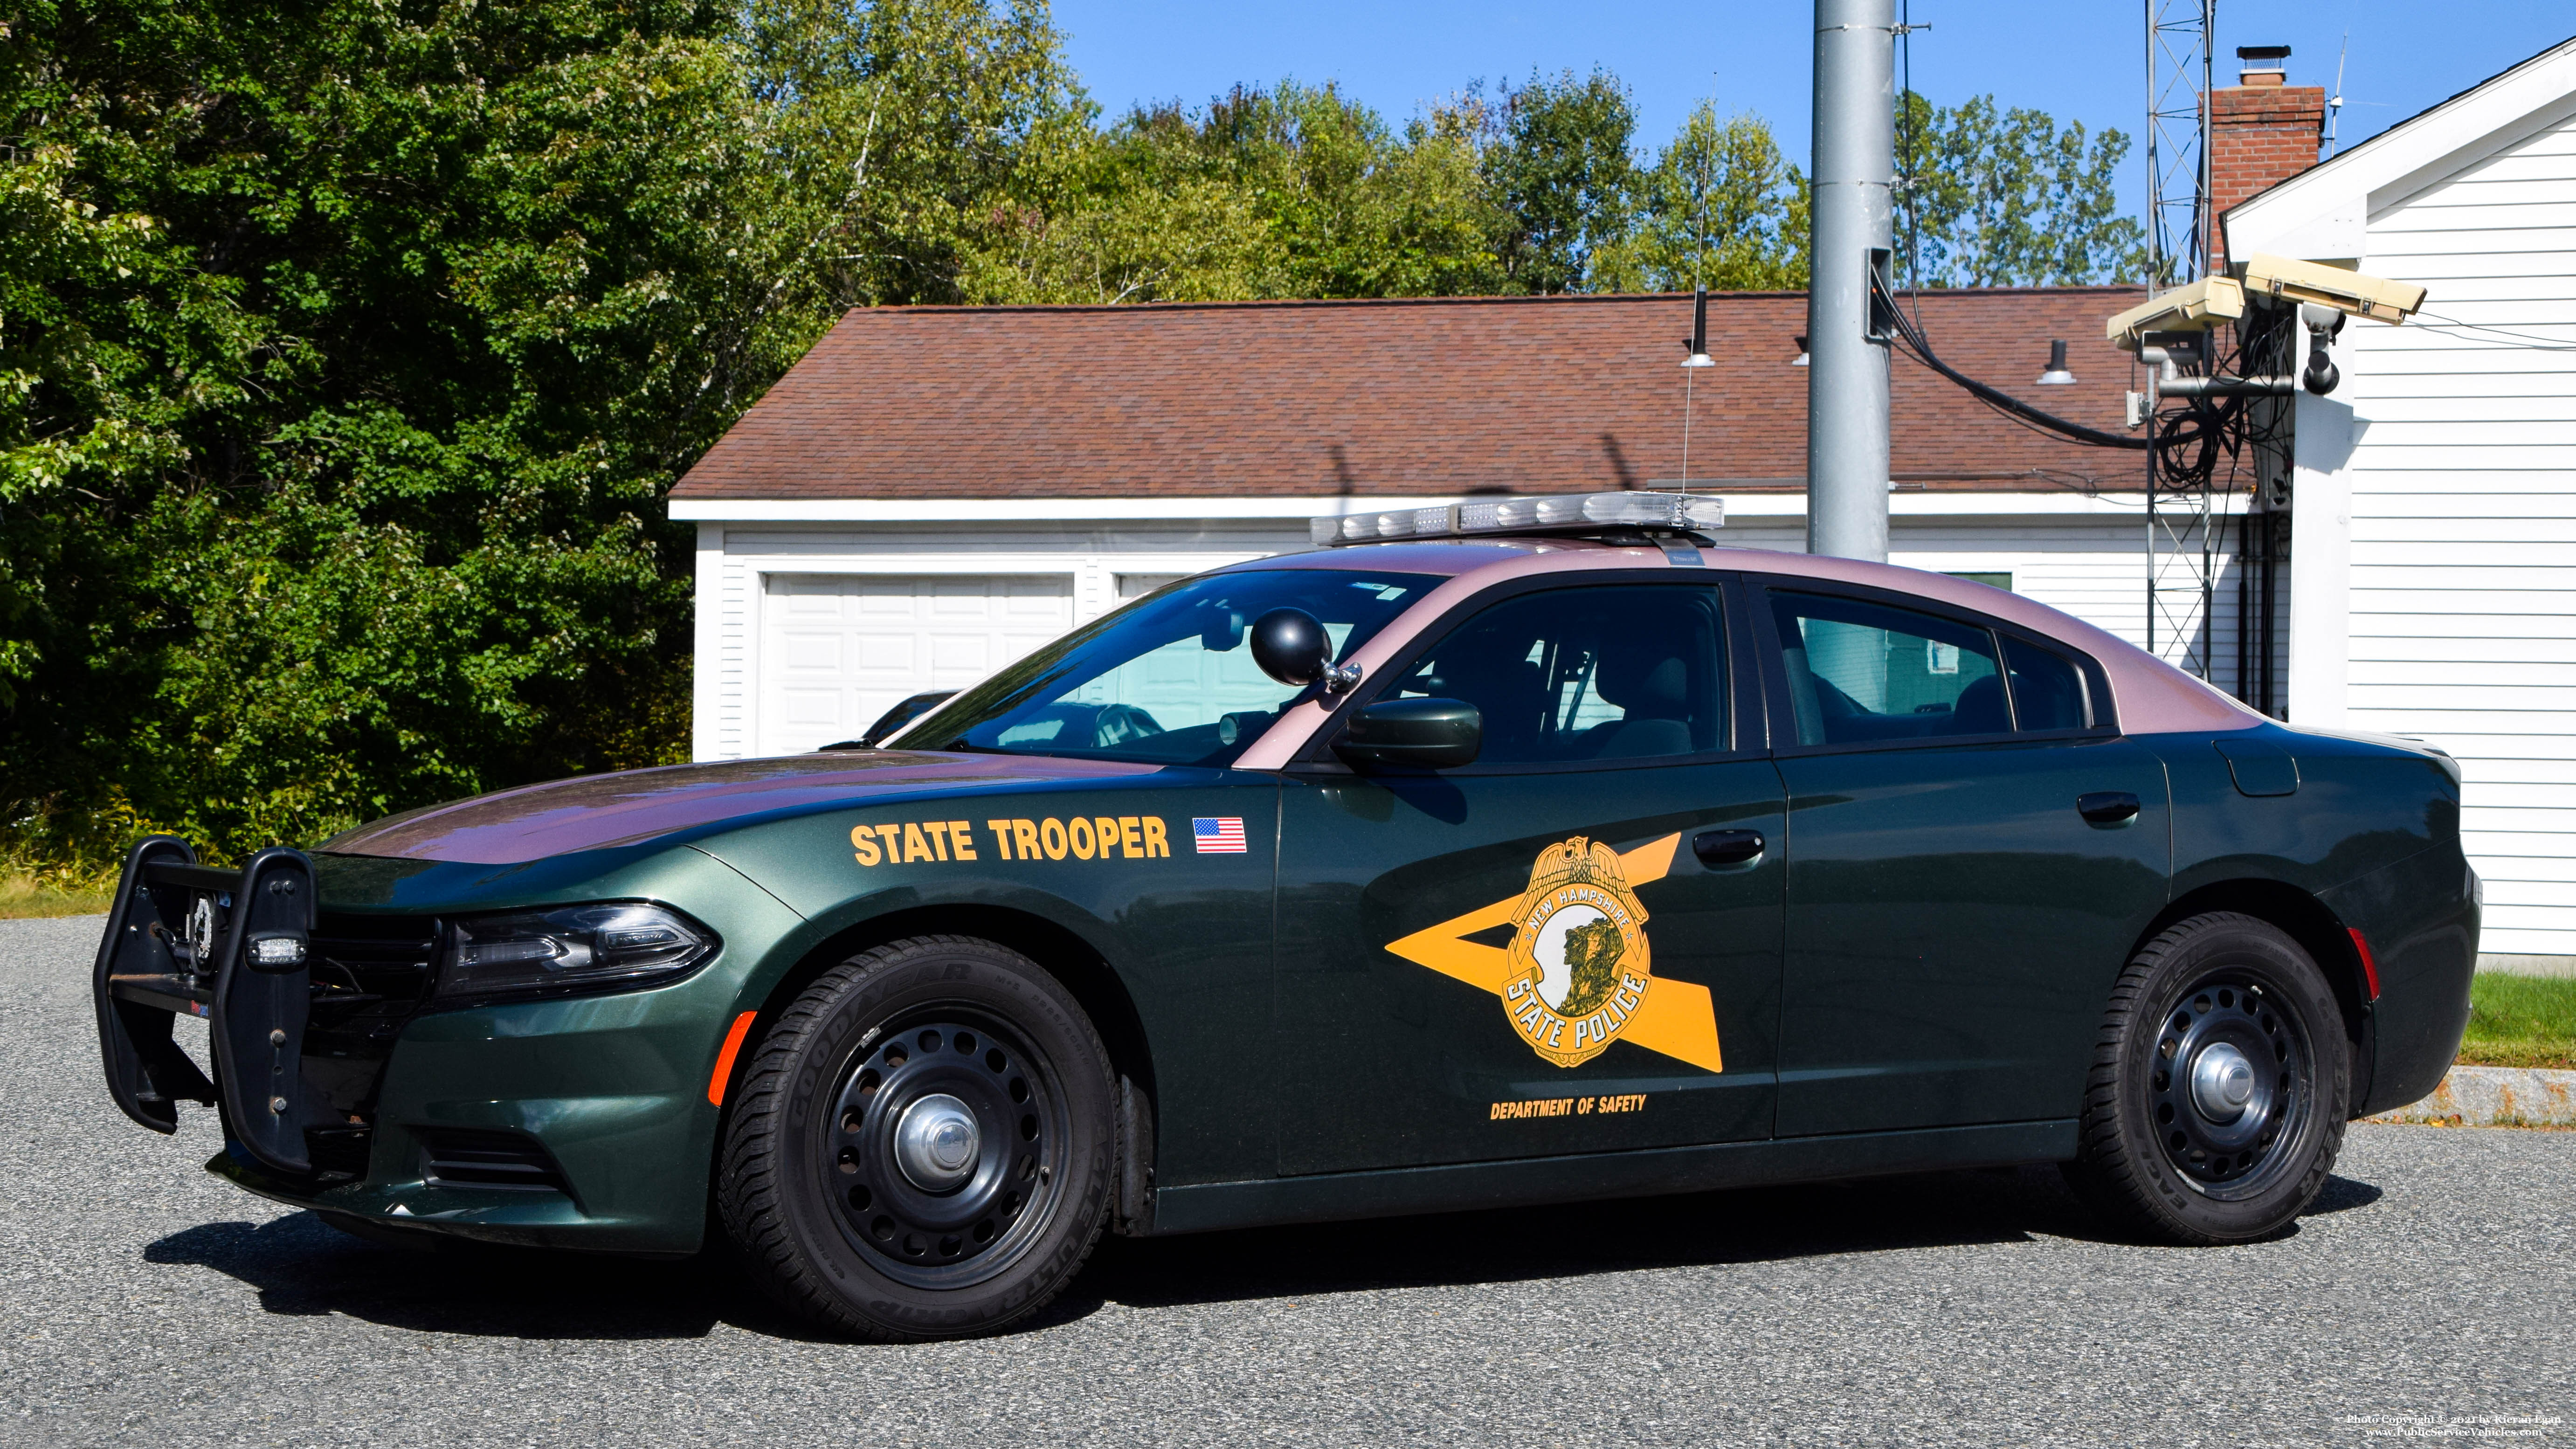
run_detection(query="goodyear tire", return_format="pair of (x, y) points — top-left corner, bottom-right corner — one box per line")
(2064, 912), (2351, 1244)
(718, 935), (1115, 1340)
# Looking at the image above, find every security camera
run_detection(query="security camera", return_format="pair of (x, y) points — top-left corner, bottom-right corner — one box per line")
(2105, 275), (2247, 352)
(2300, 303), (2347, 396)
(2242, 253), (2425, 324)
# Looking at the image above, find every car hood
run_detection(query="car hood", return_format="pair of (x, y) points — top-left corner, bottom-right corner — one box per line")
(322, 752), (1160, 864)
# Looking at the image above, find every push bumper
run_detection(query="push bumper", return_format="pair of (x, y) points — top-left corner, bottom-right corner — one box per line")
(94, 837), (323, 1173)
(91, 837), (799, 1257)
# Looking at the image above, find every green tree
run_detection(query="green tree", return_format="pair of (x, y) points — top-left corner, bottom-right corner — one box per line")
(1894, 91), (2147, 287)
(1621, 103), (1809, 292)
(1482, 69), (1640, 294)
(981, 80), (1502, 304)
(0, 0), (1077, 857)
(746, 0), (1098, 308)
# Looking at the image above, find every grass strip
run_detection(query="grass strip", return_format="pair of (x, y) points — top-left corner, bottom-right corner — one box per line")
(2456, 972), (2576, 1071)
(0, 871), (114, 920)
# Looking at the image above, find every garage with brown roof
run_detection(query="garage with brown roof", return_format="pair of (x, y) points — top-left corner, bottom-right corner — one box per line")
(671, 289), (2189, 759)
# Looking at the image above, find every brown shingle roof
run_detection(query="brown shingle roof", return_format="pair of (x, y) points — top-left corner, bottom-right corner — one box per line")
(671, 289), (2148, 501)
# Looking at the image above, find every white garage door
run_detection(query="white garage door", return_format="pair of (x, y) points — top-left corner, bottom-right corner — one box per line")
(758, 574), (1074, 756)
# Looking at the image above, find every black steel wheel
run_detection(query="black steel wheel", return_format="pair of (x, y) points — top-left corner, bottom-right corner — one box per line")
(823, 1015), (1067, 1288)
(718, 935), (1115, 1340)
(2146, 973), (2309, 1196)
(2065, 912), (2352, 1244)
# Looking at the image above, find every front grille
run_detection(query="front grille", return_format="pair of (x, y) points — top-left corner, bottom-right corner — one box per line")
(415, 1127), (570, 1193)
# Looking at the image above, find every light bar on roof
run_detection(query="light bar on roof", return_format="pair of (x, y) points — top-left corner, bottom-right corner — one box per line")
(1311, 492), (1723, 547)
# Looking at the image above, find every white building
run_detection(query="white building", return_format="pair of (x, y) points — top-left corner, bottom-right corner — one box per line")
(2230, 34), (2576, 966)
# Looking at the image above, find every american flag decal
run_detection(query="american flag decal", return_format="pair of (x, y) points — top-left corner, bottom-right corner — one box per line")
(1192, 817), (1248, 854)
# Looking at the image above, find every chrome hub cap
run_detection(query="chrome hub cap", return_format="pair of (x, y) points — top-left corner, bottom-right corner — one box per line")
(2189, 1042), (2257, 1123)
(894, 1093), (980, 1191)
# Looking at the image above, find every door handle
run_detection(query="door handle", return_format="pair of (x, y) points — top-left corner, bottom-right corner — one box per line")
(2077, 791), (2141, 826)
(1692, 829), (1766, 867)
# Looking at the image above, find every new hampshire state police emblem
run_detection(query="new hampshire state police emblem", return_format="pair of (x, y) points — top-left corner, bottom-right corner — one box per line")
(1502, 837), (1653, 1067)
(1382, 830), (1724, 1075)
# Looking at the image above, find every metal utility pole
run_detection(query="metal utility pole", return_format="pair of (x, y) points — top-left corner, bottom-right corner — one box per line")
(1807, 0), (1895, 563)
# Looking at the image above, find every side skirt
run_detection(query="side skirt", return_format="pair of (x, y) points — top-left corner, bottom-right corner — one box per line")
(1148, 1119), (2076, 1237)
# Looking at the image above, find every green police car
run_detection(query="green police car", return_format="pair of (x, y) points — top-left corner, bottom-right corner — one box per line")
(91, 494), (2478, 1341)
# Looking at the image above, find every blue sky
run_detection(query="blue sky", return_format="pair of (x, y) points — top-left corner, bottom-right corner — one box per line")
(1054, 1), (2576, 218)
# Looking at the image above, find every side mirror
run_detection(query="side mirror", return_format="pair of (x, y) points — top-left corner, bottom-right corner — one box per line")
(1250, 607), (1360, 692)
(1333, 698), (1482, 771)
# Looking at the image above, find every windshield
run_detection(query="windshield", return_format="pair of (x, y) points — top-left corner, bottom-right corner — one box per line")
(898, 569), (1441, 766)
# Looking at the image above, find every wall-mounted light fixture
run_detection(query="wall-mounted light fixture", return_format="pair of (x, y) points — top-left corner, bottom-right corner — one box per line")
(2035, 338), (2076, 385)
(1681, 287), (1715, 367)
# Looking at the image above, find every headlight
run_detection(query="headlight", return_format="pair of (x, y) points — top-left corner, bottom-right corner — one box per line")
(436, 902), (718, 1003)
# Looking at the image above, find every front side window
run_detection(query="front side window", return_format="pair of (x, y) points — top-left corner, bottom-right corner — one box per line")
(904, 569), (1438, 766)
(1770, 591), (2010, 746)
(1383, 584), (1727, 766)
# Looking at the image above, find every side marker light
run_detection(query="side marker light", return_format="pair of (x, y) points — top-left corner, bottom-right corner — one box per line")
(2346, 928), (2381, 1003)
(708, 1011), (758, 1107)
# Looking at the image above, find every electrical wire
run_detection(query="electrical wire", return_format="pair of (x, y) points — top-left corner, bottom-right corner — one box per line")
(2408, 310), (2576, 352)
(1871, 271), (2148, 450)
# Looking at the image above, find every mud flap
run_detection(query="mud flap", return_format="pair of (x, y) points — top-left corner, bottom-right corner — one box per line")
(91, 836), (219, 1133)
(208, 848), (318, 1176)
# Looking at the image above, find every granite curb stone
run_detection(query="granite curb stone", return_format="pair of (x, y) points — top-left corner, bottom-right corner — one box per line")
(2365, 1065), (2576, 1126)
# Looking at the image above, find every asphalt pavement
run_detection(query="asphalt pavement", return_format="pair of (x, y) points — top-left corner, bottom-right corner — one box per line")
(3, 912), (2569, 1448)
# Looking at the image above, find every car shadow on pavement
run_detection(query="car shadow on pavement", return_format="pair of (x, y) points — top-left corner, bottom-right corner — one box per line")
(1039, 1163), (2388, 1326)
(145, 1211), (816, 1342)
(144, 1165), (2386, 1342)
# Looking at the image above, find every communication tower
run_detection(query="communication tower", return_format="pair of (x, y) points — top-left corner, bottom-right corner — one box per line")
(2141, 0), (2221, 682)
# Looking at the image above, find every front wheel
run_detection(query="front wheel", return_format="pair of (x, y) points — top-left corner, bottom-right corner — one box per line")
(2064, 912), (2351, 1244)
(718, 935), (1116, 1339)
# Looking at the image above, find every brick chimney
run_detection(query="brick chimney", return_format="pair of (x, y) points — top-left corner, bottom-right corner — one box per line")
(2210, 45), (2326, 268)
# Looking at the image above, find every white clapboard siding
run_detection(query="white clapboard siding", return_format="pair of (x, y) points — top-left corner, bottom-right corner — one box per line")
(2344, 104), (2576, 953)
(2351, 468), (2576, 494)
(2468, 780), (2576, 809)
(2353, 514), (2576, 542)
(2451, 757), (2576, 786)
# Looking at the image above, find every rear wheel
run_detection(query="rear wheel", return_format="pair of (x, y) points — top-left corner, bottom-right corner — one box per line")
(718, 935), (1115, 1339)
(2064, 912), (2350, 1244)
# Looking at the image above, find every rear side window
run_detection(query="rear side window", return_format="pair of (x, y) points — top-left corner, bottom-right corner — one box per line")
(2003, 636), (2091, 731)
(1768, 591), (2010, 746)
